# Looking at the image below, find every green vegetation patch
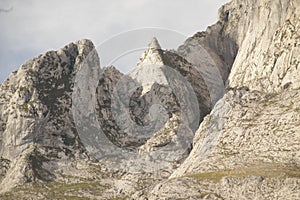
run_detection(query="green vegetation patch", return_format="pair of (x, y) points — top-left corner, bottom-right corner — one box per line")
(188, 165), (300, 182)
(0, 180), (112, 200)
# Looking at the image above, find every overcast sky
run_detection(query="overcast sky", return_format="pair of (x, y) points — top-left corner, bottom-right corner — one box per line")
(0, 0), (229, 83)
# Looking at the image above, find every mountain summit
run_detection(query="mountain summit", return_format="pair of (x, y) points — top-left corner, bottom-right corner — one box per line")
(148, 37), (161, 50)
(136, 37), (163, 67)
(0, 0), (299, 199)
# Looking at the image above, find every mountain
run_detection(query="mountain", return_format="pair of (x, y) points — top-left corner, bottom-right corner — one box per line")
(0, 35), (213, 199)
(0, 39), (94, 192)
(0, 0), (299, 199)
(138, 0), (300, 199)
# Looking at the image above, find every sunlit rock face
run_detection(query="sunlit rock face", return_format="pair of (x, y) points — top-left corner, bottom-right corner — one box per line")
(0, 0), (299, 199)
(0, 35), (213, 198)
(140, 0), (300, 199)
(92, 36), (212, 176)
(0, 39), (96, 192)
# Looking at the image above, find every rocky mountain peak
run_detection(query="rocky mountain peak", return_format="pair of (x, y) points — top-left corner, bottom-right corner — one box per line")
(1, 0), (299, 199)
(75, 38), (95, 57)
(148, 37), (161, 50)
(0, 38), (97, 192)
(144, 0), (300, 199)
(136, 37), (164, 67)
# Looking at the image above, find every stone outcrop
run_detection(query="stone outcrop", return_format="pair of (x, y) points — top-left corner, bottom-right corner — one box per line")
(0, 0), (299, 199)
(139, 0), (300, 199)
(94, 37), (212, 156)
(0, 36), (214, 198)
(0, 39), (95, 192)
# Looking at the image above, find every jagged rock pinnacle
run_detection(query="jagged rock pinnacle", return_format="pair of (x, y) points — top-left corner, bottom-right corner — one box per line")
(131, 37), (166, 94)
(148, 37), (161, 50)
(1, 0), (299, 198)
(136, 37), (164, 67)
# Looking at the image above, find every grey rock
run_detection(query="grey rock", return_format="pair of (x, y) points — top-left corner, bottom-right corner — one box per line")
(1, 0), (299, 199)
(142, 0), (300, 199)
(0, 39), (94, 192)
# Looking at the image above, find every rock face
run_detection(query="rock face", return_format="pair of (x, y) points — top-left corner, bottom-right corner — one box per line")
(140, 0), (300, 199)
(94, 37), (211, 155)
(84, 37), (213, 178)
(227, 0), (300, 92)
(130, 37), (211, 121)
(0, 39), (95, 192)
(0, 36), (213, 198)
(0, 0), (299, 199)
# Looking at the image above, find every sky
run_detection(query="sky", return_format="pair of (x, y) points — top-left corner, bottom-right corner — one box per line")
(0, 0), (229, 83)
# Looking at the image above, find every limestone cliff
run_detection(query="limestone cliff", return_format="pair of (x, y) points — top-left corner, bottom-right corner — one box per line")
(0, 0), (299, 199)
(140, 0), (300, 199)
(0, 39), (96, 192)
(0, 37), (214, 199)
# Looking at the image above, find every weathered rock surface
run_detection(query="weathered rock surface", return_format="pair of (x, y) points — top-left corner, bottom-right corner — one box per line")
(227, 0), (300, 92)
(0, 36), (214, 199)
(141, 0), (300, 199)
(0, 0), (299, 199)
(0, 39), (95, 192)
(141, 175), (300, 199)
(94, 37), (211, 158)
